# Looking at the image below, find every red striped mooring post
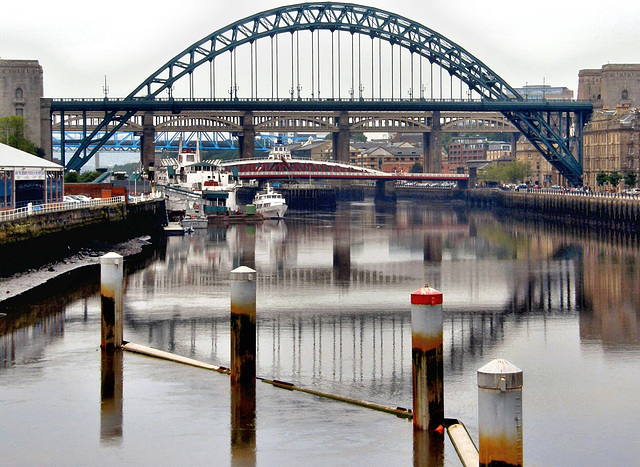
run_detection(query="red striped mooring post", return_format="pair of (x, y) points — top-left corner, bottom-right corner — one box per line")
(411, 285), (444, 431)
(230, 266), (257, 385)
(478, 359), (523, 467)
(100, 252), (124, 352)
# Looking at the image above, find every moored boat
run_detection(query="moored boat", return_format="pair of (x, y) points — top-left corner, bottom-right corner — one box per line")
(252, 184), (287, 219)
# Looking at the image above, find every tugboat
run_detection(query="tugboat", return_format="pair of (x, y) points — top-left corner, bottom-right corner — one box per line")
(252, 184), (288, 219)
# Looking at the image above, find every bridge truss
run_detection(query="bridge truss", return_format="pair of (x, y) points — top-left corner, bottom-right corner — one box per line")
(50, 2), (592, 184)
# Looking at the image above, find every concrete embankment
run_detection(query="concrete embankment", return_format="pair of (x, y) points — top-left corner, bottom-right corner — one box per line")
(466, 189), (640, 232)
(0, 200), (166, 277)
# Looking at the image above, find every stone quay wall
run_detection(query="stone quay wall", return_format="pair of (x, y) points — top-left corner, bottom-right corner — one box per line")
(0, 200), (166, 275)
(466, 189), (640, 232)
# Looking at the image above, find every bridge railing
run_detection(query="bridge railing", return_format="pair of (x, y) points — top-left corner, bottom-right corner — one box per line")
(0, 196), (126, 223)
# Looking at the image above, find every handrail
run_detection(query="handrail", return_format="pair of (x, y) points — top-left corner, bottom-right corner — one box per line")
(0, 196), (130, 223)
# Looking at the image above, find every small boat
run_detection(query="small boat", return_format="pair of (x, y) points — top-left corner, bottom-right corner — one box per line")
(252, 184), (288, 219)
(164, 222), (187, 236)
(181, 215), (208, 229)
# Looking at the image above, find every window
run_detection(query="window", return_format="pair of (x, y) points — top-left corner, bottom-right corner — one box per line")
(622, 90), (629, 100)
(15, 107), (23, 117)
(15, 88), (23, 100)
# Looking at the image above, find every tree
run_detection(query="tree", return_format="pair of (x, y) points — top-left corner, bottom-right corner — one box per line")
(608, 171), (622, 190)
(64, 171), (79, 183)
(596, 172), (609, 187)
(409, 162), (423, 173)
(79, 171), (101, 183)
(0, 116), (41, 156)
(624, 171), (637, 188)
(350, 133), (367, 143)
(478, 161), (531, 185)
(478, 165), (502, 184)
(500, 160), (531, 184)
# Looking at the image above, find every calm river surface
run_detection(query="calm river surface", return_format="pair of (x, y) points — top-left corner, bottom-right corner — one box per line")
(1, 199), (639, 466)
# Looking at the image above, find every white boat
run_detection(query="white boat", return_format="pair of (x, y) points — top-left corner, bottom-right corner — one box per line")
(155, 139), (239, 215)
(268, 144), (292, 160)
(252, 184), (288, 219)
(164, 222), (187, 236)
(181, 215), (208, 229)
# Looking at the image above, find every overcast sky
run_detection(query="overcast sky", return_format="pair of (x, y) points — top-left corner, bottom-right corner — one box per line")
(2, 0), (639, 99)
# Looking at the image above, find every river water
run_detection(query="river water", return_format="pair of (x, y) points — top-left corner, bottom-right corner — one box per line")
(1, 199), (639, 466)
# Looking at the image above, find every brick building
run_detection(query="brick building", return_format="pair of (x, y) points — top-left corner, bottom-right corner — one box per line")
(447, 137), (488, 169)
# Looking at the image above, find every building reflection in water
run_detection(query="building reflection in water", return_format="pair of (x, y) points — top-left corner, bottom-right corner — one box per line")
(1, 200), (629, 463)
(121, 203), (640, 393)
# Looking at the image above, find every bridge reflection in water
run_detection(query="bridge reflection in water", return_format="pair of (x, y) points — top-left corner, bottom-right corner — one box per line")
(1, 201), (640, 465)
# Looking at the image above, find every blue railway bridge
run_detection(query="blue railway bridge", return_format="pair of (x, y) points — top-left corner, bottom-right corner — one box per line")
(49, 3), (592, 185)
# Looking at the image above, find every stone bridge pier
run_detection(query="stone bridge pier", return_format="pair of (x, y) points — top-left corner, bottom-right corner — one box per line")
(374, 180), (397, 203)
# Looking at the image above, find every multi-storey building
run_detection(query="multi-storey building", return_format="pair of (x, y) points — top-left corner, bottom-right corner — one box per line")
(515, 136), (560, 186)
(582, 109), (639, 189)
(486, 141), (512, 162)
(510, 84), (573, 100)
(447, 137), (488, 170)
(349, 142), (422, 172)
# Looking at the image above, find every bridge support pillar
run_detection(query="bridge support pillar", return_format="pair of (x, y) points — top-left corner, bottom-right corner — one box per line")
(423, 111), (442, 173)
(333, 111), (350, 163)
(511, 133), (519, 160)
(239, 111), (255, 160)
(141, 112), (155, 180)
(374, 180), (397, 203)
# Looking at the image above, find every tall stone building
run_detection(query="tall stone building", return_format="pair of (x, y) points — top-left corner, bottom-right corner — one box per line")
(0, 60), (51, 158)
(582, 109), (639, 189)
(578, 64), (640, 110)
(515, 137), (561, 187)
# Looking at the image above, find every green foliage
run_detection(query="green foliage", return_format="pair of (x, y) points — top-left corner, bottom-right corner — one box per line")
(0, 116), (43, 156)
(478, 165), (502, 184)
(409, 162), (423, 173)
(64, 171), (79, 183)
(79, 171), (101, 183)
(478, 161), (531, 184)
(608, 171), (622, 188)
(350, 133), (367, 143)
(596, 172), (609, 186)
(624, 171), (637, 188)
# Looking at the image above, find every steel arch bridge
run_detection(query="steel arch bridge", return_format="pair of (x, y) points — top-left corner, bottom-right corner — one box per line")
(51, 2), (592, 185)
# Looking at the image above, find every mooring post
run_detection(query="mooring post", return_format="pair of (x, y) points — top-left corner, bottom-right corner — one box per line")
(411, 285), (444, 431)
(477, 359), (523, 467)
(230, 266), (257, 463)
(100, 252), (124, 352)
(230, 266), (257, 384)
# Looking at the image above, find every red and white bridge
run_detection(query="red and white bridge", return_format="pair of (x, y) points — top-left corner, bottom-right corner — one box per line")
(221, 158), (468, 184)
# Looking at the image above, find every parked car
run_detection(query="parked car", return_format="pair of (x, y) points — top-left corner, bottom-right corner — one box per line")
(623, 188), (640, 195)
(71, 194), (93, 202)
(63, 195), (81, 204)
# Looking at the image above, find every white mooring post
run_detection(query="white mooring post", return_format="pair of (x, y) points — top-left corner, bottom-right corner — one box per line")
(411, 285), (444, 431)
(230, 266), (257, 385)
(477, 359), (523, 467)
(100, 252), (124, 352)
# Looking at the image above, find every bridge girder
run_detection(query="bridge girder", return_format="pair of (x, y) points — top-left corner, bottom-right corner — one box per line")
(54, 2), (591, 184)
(52, 110), (527, 137)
